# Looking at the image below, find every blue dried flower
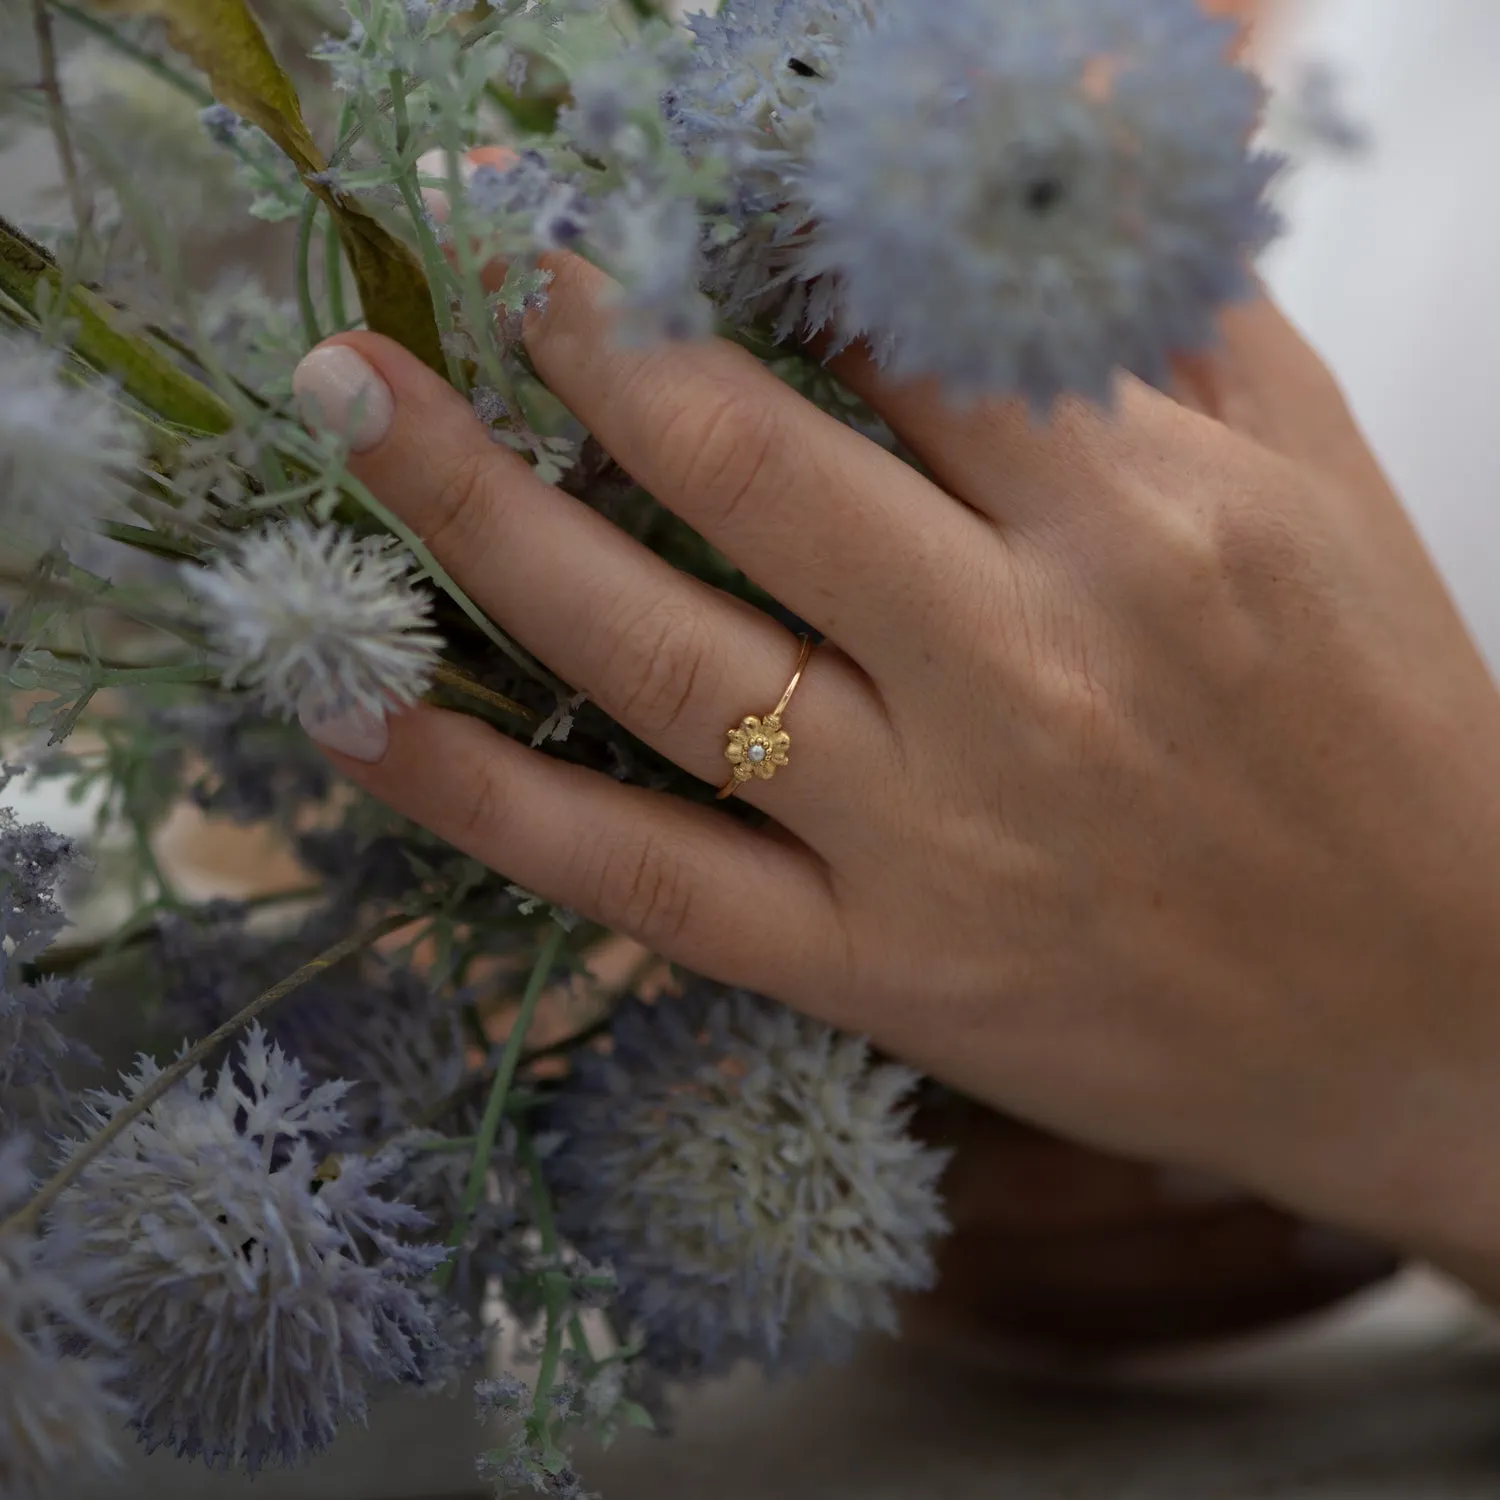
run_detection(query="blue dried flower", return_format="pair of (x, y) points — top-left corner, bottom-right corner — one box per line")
(0, 330), (144, 545)
(593, 185), (713, 344)
(50, 1026), (453, 1473)
(0, 1138), (125, 1499)
(545, 987), (948, 1376)
(670, 0), (875, 332)
(801, 0), (1282, 407)
(182, 520), (443, 722)
(1, 802), (95, 1128)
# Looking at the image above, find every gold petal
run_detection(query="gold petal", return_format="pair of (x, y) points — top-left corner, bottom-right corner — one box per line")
(753, 761), (777, 780)
(725, 742), (745, 763)
(769, 749), (789, 766)
(770, 731), (791, 751)
(742, 715), (764, 733)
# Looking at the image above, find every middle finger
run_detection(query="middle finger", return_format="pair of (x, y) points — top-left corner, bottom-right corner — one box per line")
(520, 250), (993, 668)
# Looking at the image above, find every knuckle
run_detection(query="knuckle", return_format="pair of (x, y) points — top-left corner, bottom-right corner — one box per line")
(424, 446), (500, 557)
(454, 759), (509, 847)
(659, 383), (784, 530)
(586, 833), (695, 946)
(589, 595), (719, 740)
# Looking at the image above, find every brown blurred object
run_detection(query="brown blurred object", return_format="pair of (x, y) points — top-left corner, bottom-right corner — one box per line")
(902, 1099), (1402, 1360)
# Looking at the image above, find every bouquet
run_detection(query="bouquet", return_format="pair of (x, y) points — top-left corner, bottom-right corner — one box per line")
(0, 0), (1291, 1494)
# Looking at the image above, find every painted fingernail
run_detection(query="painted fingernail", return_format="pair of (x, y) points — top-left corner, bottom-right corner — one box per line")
(292, 345), (394, 453)
(297, 697), (389, 764)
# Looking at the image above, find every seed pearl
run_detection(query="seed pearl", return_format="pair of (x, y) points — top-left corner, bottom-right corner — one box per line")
(747, 743), (767, 763)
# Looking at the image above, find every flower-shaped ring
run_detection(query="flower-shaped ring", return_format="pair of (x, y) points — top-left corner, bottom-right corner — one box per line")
(717, 636), (815, 800)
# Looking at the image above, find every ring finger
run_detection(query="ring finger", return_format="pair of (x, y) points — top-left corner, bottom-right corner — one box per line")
(291, 331), (889, 841)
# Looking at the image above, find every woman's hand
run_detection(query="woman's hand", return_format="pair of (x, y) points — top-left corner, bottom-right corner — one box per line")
(290, 252), (1500, 1294)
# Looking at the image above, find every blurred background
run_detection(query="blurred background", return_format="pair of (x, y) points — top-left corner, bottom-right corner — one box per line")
(5, 0), (1500, 1496)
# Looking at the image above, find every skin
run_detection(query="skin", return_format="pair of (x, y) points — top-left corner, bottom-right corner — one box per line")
(293, 250), (1500, 1303)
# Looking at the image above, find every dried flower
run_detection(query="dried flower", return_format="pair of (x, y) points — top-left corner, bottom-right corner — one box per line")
(0, 1138), (125, 1500)
(50, 1027), (453, 1472)
(670, 0), (876, 333)
(802, 0), (1282, 406)
(1, 802), (94, 1128)
(182, 520), (443, 721)
(0, 331), (142, 545)
(545, 987), (949, 1376)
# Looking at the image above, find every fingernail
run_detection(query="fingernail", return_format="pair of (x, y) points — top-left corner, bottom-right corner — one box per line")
(298, 697), (389, 764)
(292, 345), (394, 453)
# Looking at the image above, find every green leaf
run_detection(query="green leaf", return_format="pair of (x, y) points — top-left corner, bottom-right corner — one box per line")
(86, 0), (444, 371)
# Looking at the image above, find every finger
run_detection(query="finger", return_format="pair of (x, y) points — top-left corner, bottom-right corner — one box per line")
(316, 702), (839, 995)
(521, 249), (992, 660)
(293, 332), (890, 837)
(825, 338), (1181, 532)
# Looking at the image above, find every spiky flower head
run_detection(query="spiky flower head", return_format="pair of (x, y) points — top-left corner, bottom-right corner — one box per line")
(0, 330), (143, 546)
(49, 1025), (453, 1473)
(545, 987), (949, 1376)
(801, 0), (1282, 407)
(182, 520), (443, 722)
(0, 1138), (125, 1499)
(670, 0), (877, 334)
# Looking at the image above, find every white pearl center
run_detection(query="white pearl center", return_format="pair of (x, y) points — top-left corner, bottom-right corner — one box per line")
(747, 743), (767, 763)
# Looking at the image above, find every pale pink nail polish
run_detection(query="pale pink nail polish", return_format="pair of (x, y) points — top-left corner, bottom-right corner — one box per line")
(291, 345), (394, 453)
(298, 697), (390, 764)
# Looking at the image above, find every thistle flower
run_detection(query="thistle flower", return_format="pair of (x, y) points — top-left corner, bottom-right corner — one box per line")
(0, 330), (143, 546)
(50, 1026), (454, 1473)
(593, 185), (713, 345)
(544, 987), (949, 1376)
(0, 1138), (125, 1500)
(670, 0), (876, 334)
(801, 0), (1282, 407)
(182, 520), (443, 722)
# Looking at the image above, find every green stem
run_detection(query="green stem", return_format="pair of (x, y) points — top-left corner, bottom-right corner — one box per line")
(46, 1), (215, 109)
(384, 70), (467, 391)
(0, 911), (411, 1238)
(434, 923), (566, 1291)
(0, 217), (233, 435)
(323, 209), (349, 331)
(517, 1124), (582, 1430)
(30, 885), (322, 978)
(32, 0), (91, 237)
(295, 194), (325, 351)
(0, 568), (205, 644)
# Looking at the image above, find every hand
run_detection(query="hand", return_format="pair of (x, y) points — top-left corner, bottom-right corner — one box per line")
(290, 251), (1500, 1295)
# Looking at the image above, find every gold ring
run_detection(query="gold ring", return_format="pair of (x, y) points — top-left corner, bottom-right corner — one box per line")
(717, 635), (815, 800)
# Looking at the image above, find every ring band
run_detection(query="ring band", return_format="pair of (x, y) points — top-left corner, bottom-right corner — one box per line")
(717, 635), (815, 800)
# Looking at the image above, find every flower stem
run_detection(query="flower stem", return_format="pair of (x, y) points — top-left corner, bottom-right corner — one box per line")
(524, 1156), (569, 1436)
(324, 207), (350, 331)
(385, 69), (467, 392)
(430, 661), (538, 724)
(434, 922), (566, 1291)
(295, 193), (325, 351)
(0, 911), (412, 1239)
(32, 0), (91, 238)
